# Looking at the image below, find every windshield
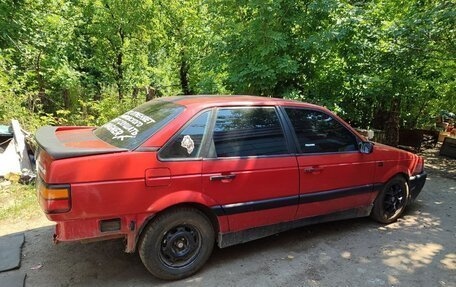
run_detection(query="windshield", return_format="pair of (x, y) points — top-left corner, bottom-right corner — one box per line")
(94, 100), (185, 149)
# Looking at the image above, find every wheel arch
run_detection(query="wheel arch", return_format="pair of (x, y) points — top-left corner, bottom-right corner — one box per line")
(378, 165), (411, 186)
(135, 202), (223, 252)
(393, 172), (410, 183)
(378, 172), (411, 196)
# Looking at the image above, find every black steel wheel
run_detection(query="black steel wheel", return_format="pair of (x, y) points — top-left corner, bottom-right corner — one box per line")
(383, 183), (406, 217)
(159, 224), (202, 268)
(139, 207), (215, 280)
(371, 175), (409, 224)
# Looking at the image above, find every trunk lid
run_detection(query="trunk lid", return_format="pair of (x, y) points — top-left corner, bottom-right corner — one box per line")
(35, 126), (128, 160)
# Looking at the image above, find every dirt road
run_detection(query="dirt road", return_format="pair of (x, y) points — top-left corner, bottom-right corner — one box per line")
(1, 172), (455, 287)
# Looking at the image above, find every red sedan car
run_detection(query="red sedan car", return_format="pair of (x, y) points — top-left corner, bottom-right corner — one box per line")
(35, 95), (426, 280)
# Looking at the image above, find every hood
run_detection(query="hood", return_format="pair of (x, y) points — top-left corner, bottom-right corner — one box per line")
(35, 126), (128, 160)
(374, 142), (411, 153)
(373, 142), (419, 160)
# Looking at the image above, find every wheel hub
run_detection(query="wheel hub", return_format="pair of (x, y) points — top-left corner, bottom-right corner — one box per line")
(383, 184), (405, 216)
(160, 225), (201, 268)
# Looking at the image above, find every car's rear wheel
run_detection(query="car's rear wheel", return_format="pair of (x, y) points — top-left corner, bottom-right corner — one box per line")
(371, 175), (409, 224)
(138, 207), (215, 280)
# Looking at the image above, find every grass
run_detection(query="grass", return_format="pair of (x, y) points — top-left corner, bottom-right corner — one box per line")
(0, 180), (41, 221)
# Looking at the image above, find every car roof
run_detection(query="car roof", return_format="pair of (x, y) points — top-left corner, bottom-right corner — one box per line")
(160, 95), (324, 110)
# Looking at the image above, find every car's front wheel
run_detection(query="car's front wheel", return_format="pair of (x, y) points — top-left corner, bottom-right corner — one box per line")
(371, 175), (410, 224)
(138, 207), (215, 280)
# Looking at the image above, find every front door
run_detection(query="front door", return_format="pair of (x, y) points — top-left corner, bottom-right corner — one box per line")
(283, 107), (377, 219)
(202, 107), (299, 232)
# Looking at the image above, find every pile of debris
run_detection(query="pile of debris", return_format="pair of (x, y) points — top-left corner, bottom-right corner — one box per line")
(0, 120), (36, 184)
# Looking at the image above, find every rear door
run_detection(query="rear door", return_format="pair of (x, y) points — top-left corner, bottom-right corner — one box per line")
(202, 107), (299, 232)
(152, 110), (213, 210)
(283, 107), (377, 219)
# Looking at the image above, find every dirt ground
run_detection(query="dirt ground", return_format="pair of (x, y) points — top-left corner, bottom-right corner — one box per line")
(1, 165), (455, 286)
(419, 145), (456, 179)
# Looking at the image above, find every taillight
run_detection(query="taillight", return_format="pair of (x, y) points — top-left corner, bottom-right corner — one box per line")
(412, 157), (424, 175)
(37, 178), (71, 213)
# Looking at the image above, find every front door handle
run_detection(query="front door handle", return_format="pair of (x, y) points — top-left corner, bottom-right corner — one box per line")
(210, 174), (236, 181)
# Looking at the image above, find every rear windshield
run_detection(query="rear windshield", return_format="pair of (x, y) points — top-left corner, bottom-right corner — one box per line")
(94, 100), (184, 149)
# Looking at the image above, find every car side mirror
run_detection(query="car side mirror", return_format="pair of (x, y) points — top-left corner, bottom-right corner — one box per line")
(359, 141), (374, 154)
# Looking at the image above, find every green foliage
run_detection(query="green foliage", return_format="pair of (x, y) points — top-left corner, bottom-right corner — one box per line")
(0, 0), (454, 132)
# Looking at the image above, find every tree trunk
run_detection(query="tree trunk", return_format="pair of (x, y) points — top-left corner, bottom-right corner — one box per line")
(132, 87), (139, 99)
(410, 99), (428, 129)
(115, 27), (125, 100)
(116, 51), (123, 100)
(63, 89), (70, 108)
(179, 55), (191, 95)
(93, 83), (101, 101)
(384, 98), (401, 147)
(145, 86), (156, 101)
(34, 51), (45, 112)
(371, 108), (387, 130)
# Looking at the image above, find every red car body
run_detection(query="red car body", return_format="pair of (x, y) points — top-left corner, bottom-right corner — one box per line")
(35, 95), (426, 254)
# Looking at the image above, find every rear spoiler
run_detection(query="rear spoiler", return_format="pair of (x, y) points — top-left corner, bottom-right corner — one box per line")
(35, 126), (127, 159)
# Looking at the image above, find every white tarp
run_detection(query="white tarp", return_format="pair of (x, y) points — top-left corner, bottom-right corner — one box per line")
(0, 119), (32, 177)
(0, 140), (21, 176)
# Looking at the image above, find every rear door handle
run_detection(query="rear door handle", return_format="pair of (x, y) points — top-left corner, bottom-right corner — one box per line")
(304, 167), (323, 173)
(210, 174), (236, 181)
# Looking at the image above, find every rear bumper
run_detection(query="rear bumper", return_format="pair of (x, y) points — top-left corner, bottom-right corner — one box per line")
(54, 218), (137, 252)
(51, 213), (156, 253)
(409, 171), (427, 200)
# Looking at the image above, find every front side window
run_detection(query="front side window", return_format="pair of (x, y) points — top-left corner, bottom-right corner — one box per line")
(94, 100), (184, 150)
(285, 108), (358, 153)
(212, 107), (289, 157)
(160, 111), (211, 159)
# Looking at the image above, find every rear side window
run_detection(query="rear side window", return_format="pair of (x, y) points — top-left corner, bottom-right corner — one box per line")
(285, 108), (358, 153)
(212, 107), (288, 157)
(94, 100), (184, 150)
(160, 111), (211, 159)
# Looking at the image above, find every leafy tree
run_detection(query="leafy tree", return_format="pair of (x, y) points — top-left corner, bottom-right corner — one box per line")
(0, 0), (454, 147)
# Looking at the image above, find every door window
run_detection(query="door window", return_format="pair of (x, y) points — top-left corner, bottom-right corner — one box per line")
(285, 108), (358, 153)
(212, 107), (288, 157)
(160, 111), (211, 159)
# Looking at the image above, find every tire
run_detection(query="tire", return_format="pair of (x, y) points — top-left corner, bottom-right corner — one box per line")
(138, 207), (215, 280)
(371, 175), (410, 224)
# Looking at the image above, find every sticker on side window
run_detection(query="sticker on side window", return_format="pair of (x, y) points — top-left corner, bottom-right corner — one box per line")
(181, 135), (195, 154)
